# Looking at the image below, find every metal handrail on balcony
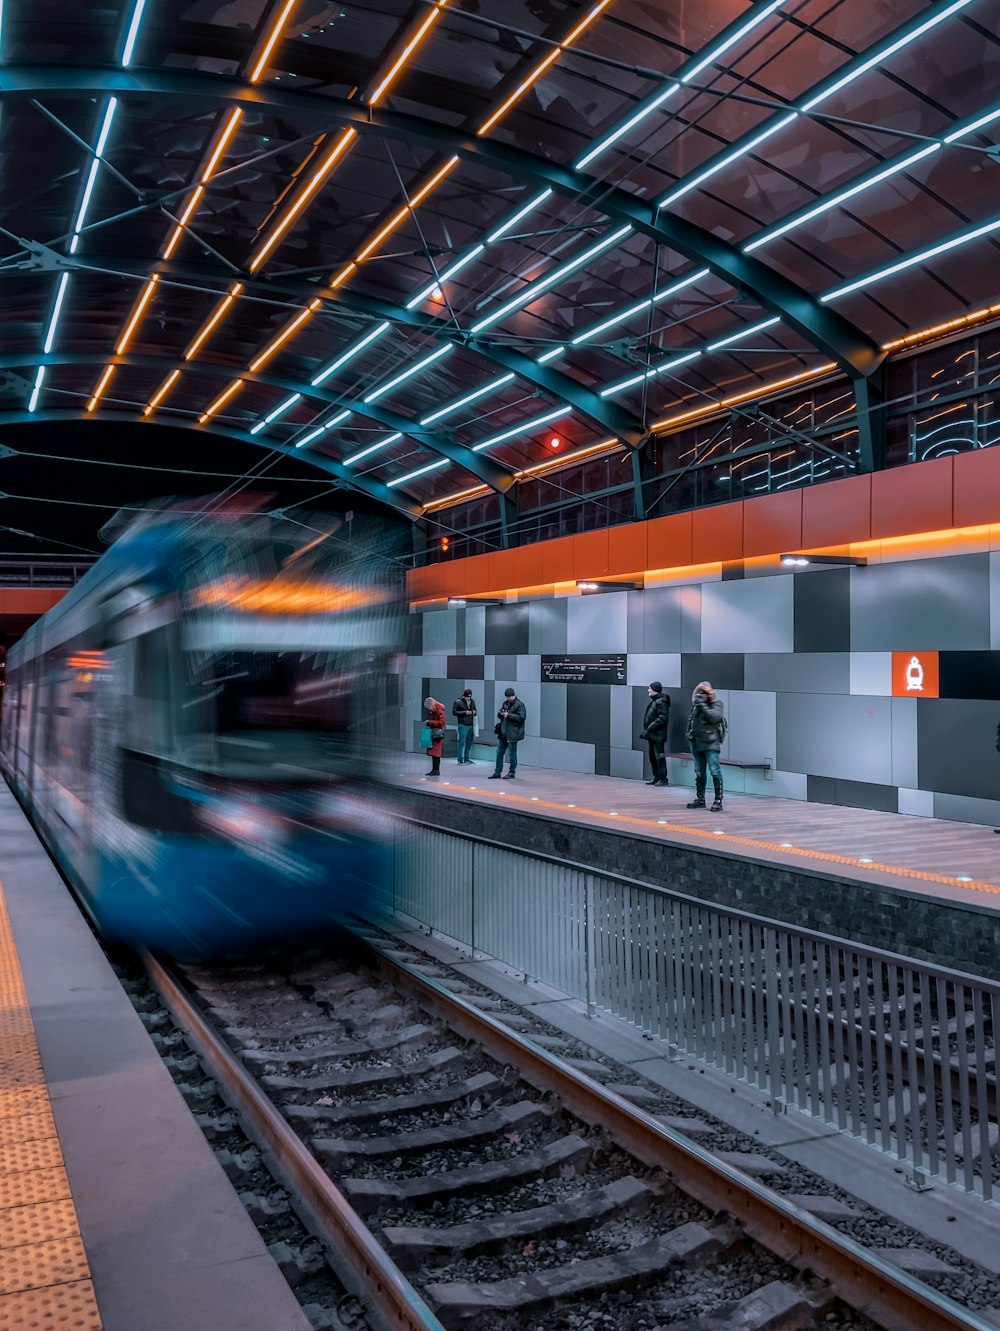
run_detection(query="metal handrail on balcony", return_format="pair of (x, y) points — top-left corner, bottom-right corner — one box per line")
(0, 554), (96, 588)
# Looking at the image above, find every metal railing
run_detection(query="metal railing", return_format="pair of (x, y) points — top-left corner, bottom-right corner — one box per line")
(0, 554), (96, 587)
(390, 821), (999, 1202)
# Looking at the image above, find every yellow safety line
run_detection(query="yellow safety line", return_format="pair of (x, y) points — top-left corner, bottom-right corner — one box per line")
(411, 779), (1000, 899)
(0, 879), (102, 1331)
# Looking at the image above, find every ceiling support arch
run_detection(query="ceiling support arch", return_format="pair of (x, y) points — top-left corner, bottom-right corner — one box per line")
(0, 349), (516, 497)
(0, 67), (885, 379)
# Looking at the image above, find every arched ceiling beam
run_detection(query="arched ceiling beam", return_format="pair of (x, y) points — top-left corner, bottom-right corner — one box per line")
(0, 407), (423, 518)
(13, 251), (648, 449)
(0, 349), (516, 496)
(0, 66), (885, 379)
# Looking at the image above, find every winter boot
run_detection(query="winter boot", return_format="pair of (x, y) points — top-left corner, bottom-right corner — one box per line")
(710, 776), (724, 812)
(686, 778), (706, 809)
(426, 757), (441, 776)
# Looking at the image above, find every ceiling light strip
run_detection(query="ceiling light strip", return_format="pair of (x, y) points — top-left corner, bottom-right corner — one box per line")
(249, 128), (357, 272)
(249, 299), (322, 372)
(42, 272), (71, 355)
(69, 97), (119, 254)
(343, 432), (404, 466)
(369, 0), (451, 106)
(116, 275), (159, 354)
(28, 366), (46, 414)
(87, 365), (116, 413)
(250, 394), (302, 434)
(822, 214), (1000, 303)
(294, 408), (352, 449)
(249, 0), (300, 83)
(183, 282), (244, 361)
(387, 459), (450, 488)
(406, 245), (486, 309)
(364, 345), (452, 404)
(143, 369), (181, 416)
(119, 0), (148, 67)
(311, 323), (392, 388)
(421, 374), (516, 424)
(199, 379), (244, 424)
(472, 407), (571, 452)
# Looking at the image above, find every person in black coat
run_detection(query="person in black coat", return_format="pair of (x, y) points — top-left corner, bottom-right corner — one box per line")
(640, 681), (670, 786)
(686, 681), (726, 812)
(490, 688), (526, 780)
(452, 688), (477, 764)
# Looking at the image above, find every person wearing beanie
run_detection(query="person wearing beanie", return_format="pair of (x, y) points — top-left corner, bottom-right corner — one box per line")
(685, 681), (727, 811)
(452, 687), (478, 764)
(490, 687), (526, 779)
(640, 681), (670, 786)
(423, 696), (446, 777)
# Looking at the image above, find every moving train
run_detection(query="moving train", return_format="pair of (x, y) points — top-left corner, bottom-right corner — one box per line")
(0, 499), (405, 956)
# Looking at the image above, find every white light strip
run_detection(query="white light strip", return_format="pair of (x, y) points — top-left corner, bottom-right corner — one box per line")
(69, 98), (118, 254)
(363, 344), (451, 403)
(28, 366), (45, 414)
(294, 408), (351, 449)
(822, 214), (1000, 302)
(801, 0), (974, 111)
(744, 144), (942, 251)
(387, 458), (449, 487)
(120, 0), (147, 67)
(705, 317), (780, 352)
(250, 393), (302, 434)
(43, 272), (71, 354)
(472, 406), (570, 452)
(944, 103), (1000, 142)
(599, 350), (701, 398)
(344, 432), (404, 466)
(487, 191), (552, 244)
(570, 270), (709, 346)
(311, 322), (390, 387)
(537, 346), (565, 363)
(471, 225), (633, 334)
(659, 113), (798, 208)
(576, 0), (787, 169)
(406, 245), (485, 308)
(420, 373), (515, 425)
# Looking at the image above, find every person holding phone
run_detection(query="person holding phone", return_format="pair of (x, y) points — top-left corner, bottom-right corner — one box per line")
(490, 687), (526, 780)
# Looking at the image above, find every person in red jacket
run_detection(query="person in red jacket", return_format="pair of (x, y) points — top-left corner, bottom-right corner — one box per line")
(424, 696), (446, 776)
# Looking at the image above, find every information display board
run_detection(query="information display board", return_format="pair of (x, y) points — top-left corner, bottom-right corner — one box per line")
(541, 654), (627, 685)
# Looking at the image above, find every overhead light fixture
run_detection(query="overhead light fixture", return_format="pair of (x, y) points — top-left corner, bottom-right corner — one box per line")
(447, 596), (503, 607)
(577, 579), (643, 592)
(780, 553), (866, 567)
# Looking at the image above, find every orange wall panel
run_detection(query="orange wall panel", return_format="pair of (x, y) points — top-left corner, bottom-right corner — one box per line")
(646, 512), (693, 569)
(742, 490), (803, 558)
(952, 448), (1000, 529)
(512, 542), (545, 588)
(692, 501), (743, 564)
(541, 535), (576, 585)
(801, 474), (871, 548)
(572, 529), (609, 580)
(871, 456), (953, 540)
(607, 522), (647, 576)
(486, 549), (517, 592)
(0, 589), (65, 615)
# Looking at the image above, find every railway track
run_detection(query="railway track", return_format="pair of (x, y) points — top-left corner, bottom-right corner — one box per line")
(141, 936), (999, 1331)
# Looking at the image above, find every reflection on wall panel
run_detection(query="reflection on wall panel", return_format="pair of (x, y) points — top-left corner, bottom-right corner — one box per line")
(851, 554), (990, 651)
(777, 694), (892, 785)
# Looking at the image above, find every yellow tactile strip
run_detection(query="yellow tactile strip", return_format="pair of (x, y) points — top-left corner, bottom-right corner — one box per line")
(0, 878), (102, 1331)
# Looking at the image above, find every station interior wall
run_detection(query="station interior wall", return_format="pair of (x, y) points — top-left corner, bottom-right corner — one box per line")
(405, 448), (1000, 826)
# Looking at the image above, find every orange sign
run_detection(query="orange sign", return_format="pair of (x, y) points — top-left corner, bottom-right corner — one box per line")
(892, 651), (939, 698)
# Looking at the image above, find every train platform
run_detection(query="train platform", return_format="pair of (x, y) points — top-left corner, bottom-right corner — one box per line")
(392, 752), (1000, 980)
(0, 784), (310, 1331)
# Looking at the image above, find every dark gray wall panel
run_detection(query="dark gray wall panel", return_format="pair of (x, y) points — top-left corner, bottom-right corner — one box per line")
(777, 693), (893, 783)
(851, 555), (990, 651)
(528, 599), (567, 654)
(407, 614), (423, 655)
(794, 567), (850, 651)
(566, 684), (611, 747)
(626, 591), (644, 652)
(744, 653), (850, 695)
(681, 654), (744, 692)
(447, 655), (484, 679)
(807, 775), (898, 813)
(916, 698), (1000, 799)
(485, 604), (530, 654)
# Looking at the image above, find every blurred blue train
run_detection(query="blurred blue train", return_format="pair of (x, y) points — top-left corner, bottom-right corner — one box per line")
(0, 501), (404, 956)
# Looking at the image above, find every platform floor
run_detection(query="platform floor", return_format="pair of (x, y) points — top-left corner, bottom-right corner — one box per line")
(0, 784), (310, 1331)
(395, 752), (1000, 915)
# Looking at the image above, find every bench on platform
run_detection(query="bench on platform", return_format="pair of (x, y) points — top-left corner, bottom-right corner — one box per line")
(668, 752), (771, 771)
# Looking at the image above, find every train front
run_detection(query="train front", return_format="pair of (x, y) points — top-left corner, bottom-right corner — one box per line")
(96, 521), (405, 957)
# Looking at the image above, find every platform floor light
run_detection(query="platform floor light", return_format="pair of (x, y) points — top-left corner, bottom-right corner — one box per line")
(780, 553), (867, 567)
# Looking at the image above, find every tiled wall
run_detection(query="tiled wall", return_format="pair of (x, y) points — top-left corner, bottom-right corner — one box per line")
(406, 550), (1000, 826)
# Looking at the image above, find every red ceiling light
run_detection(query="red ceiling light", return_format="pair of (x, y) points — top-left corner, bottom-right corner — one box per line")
(548, 434), (562, 451)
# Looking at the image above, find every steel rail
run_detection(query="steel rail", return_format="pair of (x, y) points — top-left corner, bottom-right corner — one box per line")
(141, 952), (448, 1331)
(361, 939), (998, 1331)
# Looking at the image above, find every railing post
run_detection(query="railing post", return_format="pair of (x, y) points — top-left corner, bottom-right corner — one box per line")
(471, 841), (477, 960)
(584, 872), (597, 1018)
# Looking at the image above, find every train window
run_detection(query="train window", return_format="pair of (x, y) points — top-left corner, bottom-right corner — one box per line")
(185, 651), (350, 735)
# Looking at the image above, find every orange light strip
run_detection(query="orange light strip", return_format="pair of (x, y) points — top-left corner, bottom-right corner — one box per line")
(162, 187), (205, 260)
(183, 282), (244, 361)
(368, 0), (451, 107)
(202, 108), (244, 182)
(198, 379), (244, 424)
(248, 0), (300, 83)
(882, 301), (1000, 351)
(249, 128), (357, 272)
(87, 365), (115, 413)
(143, 368), (180, 416)
(478, 0), (613, 136)
(248, 298), (322, 372)
(115, 275), (159, 354)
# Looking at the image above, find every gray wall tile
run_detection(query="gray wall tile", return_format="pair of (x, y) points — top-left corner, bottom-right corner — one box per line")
(626, 591), (645, 652)
(528, 599), (567, 654)
(898, 787), (934, 817)
(777, 693), (893, 784)
(626, 653), (681, 687)
(702, 576), (794, 653)
(539, 681), (567, 741)
(794, 567), (850, 651)
(517, 654), (541, 683)
(494, 654), (518, 679)
(933, 791), (1000, 826)
(850, 653), (891, 696)
(679, 586), (702, 652)
(890, 697), (918, 788)
(423, 608), (459, 655)
(727, 690), (776, 767)
(852, 554), (990, 650)
(642, 587), (682, 652)
(485, 604), (530, 654)
(566, 684), (611, 746)
(610, 748), (644, 780)
(610, 685), (635, 750)
(567, 592), (628, 652)
(744, 653), (850, 695)
(538, 738), (596, 773)
(463, 606), (486, 654)
(917, 698), (1000, 799)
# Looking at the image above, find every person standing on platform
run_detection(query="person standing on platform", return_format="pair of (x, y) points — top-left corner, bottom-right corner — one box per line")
(640, 681), (670, 786)
(423, 696), (446, 777)
(452, 688), (478, 764)
(490, 687), (526, 780)
(686, 681), (726, 812)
